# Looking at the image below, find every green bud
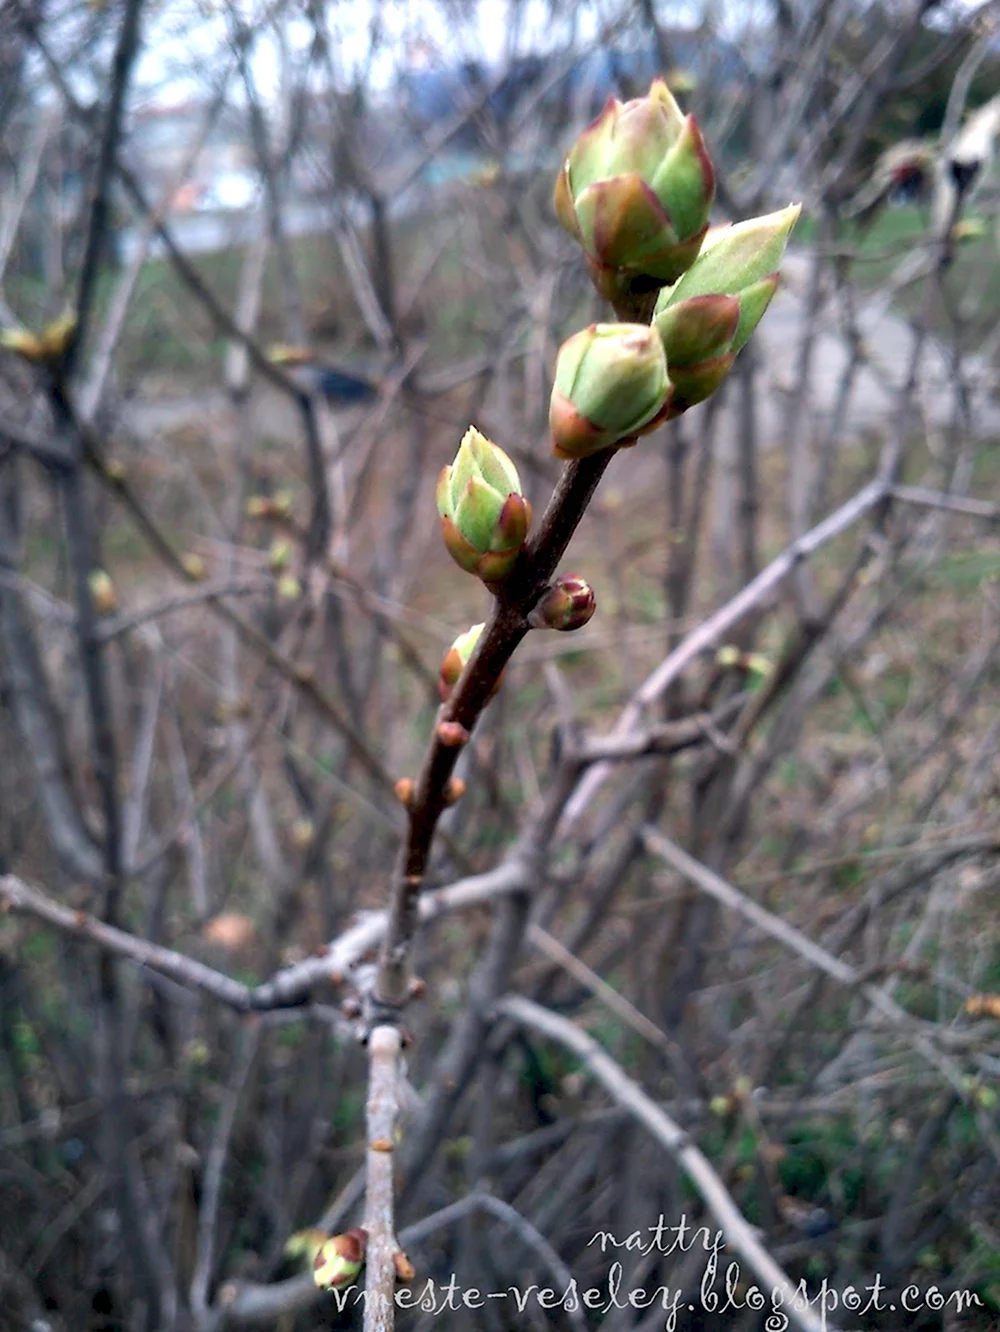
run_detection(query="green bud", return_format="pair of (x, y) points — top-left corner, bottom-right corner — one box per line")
(268, 539), (291, 571)
(88, 569), (117, 616)
(436, 427), (531, 581)
(312, 1228), (367, 1291)
(554, 80), (715, 300)
(652, 204), (800, 413)
(549, 323), (669, 459)
(439, 623), (485, 702)
(529, 574), (597, 631)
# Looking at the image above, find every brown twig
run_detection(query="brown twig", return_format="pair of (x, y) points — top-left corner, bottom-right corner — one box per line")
(362, 1024), (403, 1332)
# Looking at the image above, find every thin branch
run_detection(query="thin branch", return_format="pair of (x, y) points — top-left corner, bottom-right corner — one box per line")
(527, 923), (680, 1062)
(399, 1192), (588, 1332)
(0, 858), (529, 1013)
(561, 477), (887, 830)
(640, 825), (997, 1114)
(497, 994), (838, 1332)
(191, 1021), (261, 1317)
(362, 1025), (402, 1332)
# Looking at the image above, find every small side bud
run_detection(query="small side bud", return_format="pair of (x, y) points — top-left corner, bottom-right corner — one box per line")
(277, 574), (302, 601)
(312, 1228), (367, 1291)
(437, 720), (470, 747)
(394, 777), (416, 807)
(246, 496), (270, 518)
(394, 1250), (416, 1282)
(291, 818), (314, 848)
(106, 459), (127, 483)
(529, 574), (597, 631)
(268, 539), (291, 571)
(443, 777), (466, 806)
(549, 324), (669, 459)
(181, 553), (207, 581)
(0, 313), (77, 363)
(438, 623), (484, 702)
(0, 327), (45, 361)
(715, 645), (772, 677)
(88, 569), (117, 616)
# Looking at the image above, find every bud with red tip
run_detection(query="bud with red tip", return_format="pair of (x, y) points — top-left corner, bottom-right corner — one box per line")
(312, 1228), (367, 1291)
(436, 427), (531, 581)
(554, 79), (715, 306)
(529, 574), (597, 631)
(652, 204), (800, 414)
(549, 323), (669, 459)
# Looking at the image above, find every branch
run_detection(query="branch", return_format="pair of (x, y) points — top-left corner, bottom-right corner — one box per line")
(64, 0), (145, 378)
(0, 858), (529, 1013)
(497, 994), (838, 1332)
(560, 477), (887, 830)
(399, 1192), (588, 1332)
(362, 1025), (403, 1332)
(372, 450), (615, 1013)
(640, 826), (997, 1111)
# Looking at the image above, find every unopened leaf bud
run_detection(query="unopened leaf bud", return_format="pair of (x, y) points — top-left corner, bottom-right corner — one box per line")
(291, 818), (314, 848)
(394, 1250), (416, 1282)
(88, 569), (117, 616)
(653, 205), (800, 414)
(437, 720), (470, 747)
(277, 574), (302, 601)
(394, 777), (416, 807)
(716, 644), (772, 677)
(549, 323), (669, 458)
(0, 327), (45, 361)
(181, 553), (207, 581)
(554, 79), (715, 302)
(438, 623), (484, 701)
(529, 573), (597, 630)
(268, 539), (291, 571)
(436, 427), (530, 581)
(443, 777), (466, 806)
(312, 1228), (367, 1291)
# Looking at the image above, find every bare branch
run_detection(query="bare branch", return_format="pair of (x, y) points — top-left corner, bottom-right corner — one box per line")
(497, 994), (839, 1332)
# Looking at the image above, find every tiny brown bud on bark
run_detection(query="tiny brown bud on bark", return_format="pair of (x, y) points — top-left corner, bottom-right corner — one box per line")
(437, 720), (470, 747)
(394, 778), (416, 807)
(394, 1251), (416, 1282)
(443, 777), (466, 805)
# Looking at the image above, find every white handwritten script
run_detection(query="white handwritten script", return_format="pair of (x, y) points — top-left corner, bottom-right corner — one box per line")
(323, 1216), (984, 1331)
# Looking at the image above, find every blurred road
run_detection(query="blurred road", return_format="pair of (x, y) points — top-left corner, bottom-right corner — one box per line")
(719, 251), (1000, 448)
